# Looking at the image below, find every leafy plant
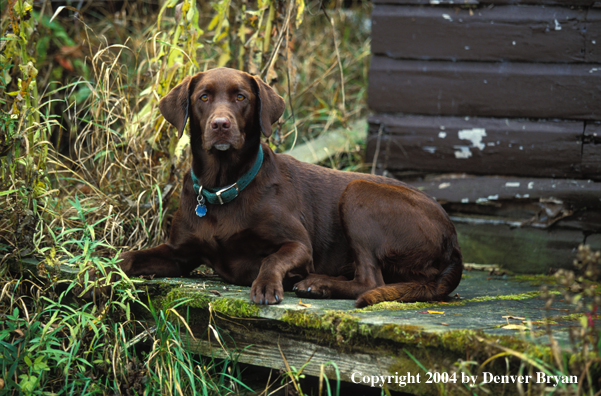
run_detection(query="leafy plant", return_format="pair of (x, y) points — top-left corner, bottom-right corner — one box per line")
(0, 0), (370, 393)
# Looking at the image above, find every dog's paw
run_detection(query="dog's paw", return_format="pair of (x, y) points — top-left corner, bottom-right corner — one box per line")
(250, 276), (283, 305)
(292, 276), (333, 299)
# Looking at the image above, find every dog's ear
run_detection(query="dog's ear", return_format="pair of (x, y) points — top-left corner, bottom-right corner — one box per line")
(159, 74), (200, 138)
(252, 76), (285, 137)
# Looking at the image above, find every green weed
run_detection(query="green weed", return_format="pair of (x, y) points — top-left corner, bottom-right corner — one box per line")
(2, 0), (366, 394)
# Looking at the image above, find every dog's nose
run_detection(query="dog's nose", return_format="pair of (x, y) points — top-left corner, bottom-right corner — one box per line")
(211, 117), (231, 130)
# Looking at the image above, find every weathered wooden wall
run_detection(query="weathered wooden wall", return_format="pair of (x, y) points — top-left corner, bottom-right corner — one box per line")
(366, 0), (601, 271)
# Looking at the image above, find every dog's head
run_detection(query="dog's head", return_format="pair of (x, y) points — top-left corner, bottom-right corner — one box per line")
(159, 68), (285, 152)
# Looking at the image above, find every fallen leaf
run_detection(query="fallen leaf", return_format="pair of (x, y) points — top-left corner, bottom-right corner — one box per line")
(427, 310), (445, 315)
(209, 290), (222, 296)
(441, 322), (449, 326)
(298, 300), (311, 308)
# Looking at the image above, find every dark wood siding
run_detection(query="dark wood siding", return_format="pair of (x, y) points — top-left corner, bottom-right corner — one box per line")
(367, 0), (601, 270)
(368, 58), (601, 120)
(366, 115), (586, 178)
(372, 6), (596, 63)
(583, 122), (601, 178)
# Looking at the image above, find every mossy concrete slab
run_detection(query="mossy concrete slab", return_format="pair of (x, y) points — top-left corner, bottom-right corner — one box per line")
(136, 269), (598, 395)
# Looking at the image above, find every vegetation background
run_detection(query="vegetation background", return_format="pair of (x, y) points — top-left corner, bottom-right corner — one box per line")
(0, 0), (370, 393)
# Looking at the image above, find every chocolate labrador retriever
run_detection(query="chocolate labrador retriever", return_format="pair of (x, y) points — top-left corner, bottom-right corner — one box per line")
(115, 67), (463, 307)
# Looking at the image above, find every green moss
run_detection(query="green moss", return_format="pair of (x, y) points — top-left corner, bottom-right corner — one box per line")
(467, 289), (559, 303)
(154, 286), (261, 318)
(279, 306), (556, 367)
(529, 312), (585, 325)
(352, 300), (451, 313)
(351, 290), (555, 314)
(512, 274), (558, 286)
(279, 310), (361, 344)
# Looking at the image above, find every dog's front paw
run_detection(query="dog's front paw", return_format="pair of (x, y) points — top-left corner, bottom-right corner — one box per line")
(250, 276), (283, 305)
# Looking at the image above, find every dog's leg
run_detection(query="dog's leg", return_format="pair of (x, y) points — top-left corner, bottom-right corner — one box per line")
(117, 243), (199, 277)
(294, 179), (462, 306)
(81, 243), (199, 299)
(293, 248), (385, 300)
(250, 241), (312, 305)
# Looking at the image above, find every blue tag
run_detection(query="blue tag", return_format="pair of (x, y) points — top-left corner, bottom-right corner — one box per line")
(195, 203), (207, 217)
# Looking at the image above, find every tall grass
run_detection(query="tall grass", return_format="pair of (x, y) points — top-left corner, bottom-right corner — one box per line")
(1, 0), (370, 393)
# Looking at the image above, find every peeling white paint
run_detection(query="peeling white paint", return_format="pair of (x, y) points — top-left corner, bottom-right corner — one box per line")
(438, 132), (447, 138)
(590, 68), (600, 74)
(442, 14), (452, 21)
(423, 146), (437, 154)
(519, 146), (523, 150)
(515, 194), (530, 199)
(461, 198), (469, 203)
(476, 197), (488, 204)
(458, 128), (487, 150)
(512, 41), (516, 45)
(487, 142), (495, 146)
(488, 194), (499, 200)
(505, 182), (520, 188)
(528, 182), (534, 189)
(453, 145), (472, 159)
(465, 46), (470, 50)
(438, 183), (450, 189)
(554, 19), (562, 30)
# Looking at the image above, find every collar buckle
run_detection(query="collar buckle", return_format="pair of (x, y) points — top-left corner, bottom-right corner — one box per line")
(215, 183), (239, 205)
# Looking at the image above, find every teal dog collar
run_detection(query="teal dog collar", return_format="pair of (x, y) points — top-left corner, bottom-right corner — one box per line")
(190, 146), (263, 217)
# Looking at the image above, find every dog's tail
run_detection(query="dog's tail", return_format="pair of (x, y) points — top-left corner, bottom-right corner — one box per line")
(354, 247), (463, 308)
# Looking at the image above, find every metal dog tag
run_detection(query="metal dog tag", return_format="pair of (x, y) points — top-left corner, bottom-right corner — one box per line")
(195, 187), (207, 217)
(195, 203), (207, 217)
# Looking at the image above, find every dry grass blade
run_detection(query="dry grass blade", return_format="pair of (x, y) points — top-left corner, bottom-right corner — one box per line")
(477, 336), (550, 374)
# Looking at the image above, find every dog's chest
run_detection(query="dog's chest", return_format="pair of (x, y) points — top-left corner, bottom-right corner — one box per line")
(193, 222), (279, 283)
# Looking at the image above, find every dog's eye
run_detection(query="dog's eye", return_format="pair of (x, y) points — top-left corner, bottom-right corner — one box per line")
(236, 94), (245, 101)
(200, 94), (208, 102)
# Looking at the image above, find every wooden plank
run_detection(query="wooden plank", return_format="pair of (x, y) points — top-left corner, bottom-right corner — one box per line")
(366, 114), (584, 178)
(367, 57), (601, 120)
(411, 176), (601, 209)
(180, 327), (401, 386)
(583, 122), (601, 178)
(372, 5), (589, 63)
(453, 218), (595, 273)
(587, 11), (601, 63)
(408, 175), (601, 208)
(139, 273), (588, 394)
(372, 0), (596, 5)
(286, 120), (367, 164)
(406, 175), (601, 232)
